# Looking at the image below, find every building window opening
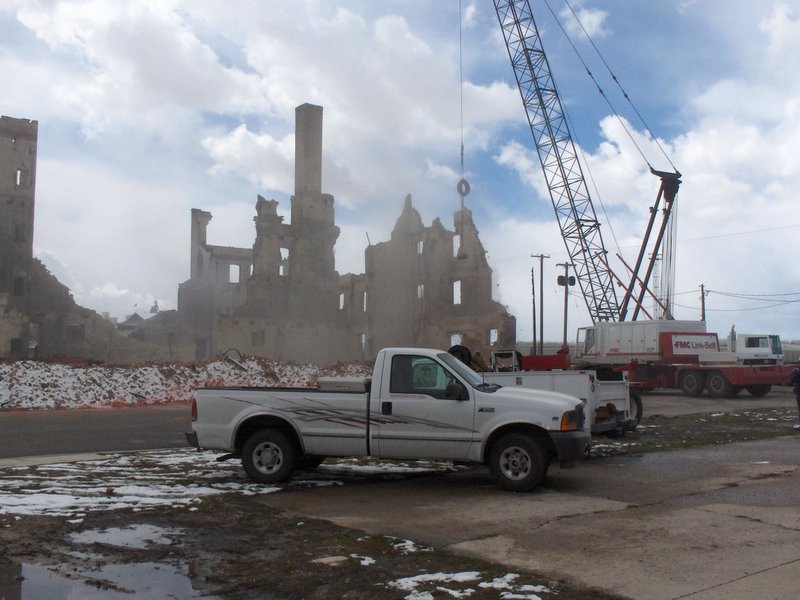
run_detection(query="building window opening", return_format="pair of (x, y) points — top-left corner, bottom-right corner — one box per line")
(417, 284), (424, 299)
(279, 248), (289, 277)
(229, 264), (240, 283)
(453, 280), (462, 305)
(339, 293), (345, 310)
(489, 328), (498, 346)
(450, 333), (463, 347)
(416, 240), (424, 254)
(15, 168), (23, 187)
(453, 234), (460, 257)
(360, 333), (366, 353)
(362, 291), (368, 312)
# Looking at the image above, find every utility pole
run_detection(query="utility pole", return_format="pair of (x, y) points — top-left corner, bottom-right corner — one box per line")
(531, 253), (549, 355)
(530, 267), (536, 355)
(700, 284), (707, 321)
(557, 262), (575, 346)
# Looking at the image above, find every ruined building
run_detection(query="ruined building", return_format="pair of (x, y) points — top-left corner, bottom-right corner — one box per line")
(1, 105), (514, 364)
(177, 103), (515, 363)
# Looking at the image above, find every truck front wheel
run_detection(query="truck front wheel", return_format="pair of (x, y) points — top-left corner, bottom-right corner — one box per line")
(679, 371), (705, 396)
(706, 371), (733, 398)
(488, 433), (548, 492)
(241, 429), (297, 484)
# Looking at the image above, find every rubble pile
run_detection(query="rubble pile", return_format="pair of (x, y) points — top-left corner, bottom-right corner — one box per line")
(0, 357), (373, 410)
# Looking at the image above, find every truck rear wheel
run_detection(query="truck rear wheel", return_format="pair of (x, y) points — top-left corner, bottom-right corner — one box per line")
(488, 433), (547, 492)
(241, 429), (297, 484)
(746, 384), (772, 397)
(706, 371), (733, 398)
(679, 371), (705, 397)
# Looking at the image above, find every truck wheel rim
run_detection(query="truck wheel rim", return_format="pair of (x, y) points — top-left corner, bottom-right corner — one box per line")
(500, 446), (530, 480)
(252, 441), (282, 474)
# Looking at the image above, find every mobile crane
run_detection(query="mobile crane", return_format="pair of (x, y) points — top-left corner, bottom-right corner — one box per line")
(491, 1), (792, 398)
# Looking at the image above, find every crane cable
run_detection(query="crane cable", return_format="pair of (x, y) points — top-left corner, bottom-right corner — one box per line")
(456, 0), (471, 259)
(542, 0), (678, 173)
(561, 0), (678, 173)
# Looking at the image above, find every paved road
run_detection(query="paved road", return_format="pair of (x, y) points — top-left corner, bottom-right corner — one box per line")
(0, 387), (795, 460)
(0, 404), (191, 459)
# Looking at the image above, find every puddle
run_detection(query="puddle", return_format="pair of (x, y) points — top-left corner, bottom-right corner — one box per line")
(69, 523), (183, 549)
(0, 559), (219, 599)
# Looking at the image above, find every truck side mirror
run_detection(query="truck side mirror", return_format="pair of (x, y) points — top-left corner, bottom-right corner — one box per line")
(445, 382), (469, 401)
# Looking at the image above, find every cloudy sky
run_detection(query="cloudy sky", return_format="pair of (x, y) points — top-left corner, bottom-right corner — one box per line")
(2, 0), (800, 345)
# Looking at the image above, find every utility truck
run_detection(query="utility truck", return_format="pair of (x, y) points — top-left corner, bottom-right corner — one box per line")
(574, 320), (790, 398)
(187, 347), (590, 492)
(452, 346), (638, 434)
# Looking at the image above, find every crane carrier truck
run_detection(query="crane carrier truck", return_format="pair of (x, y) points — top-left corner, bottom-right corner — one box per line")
(573, 320), (790, 398)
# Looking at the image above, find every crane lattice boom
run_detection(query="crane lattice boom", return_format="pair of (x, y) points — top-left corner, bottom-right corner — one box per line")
(494, 0), (619, 322)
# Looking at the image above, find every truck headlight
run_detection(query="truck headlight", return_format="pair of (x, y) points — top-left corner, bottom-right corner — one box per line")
(560, 404), (585, 431)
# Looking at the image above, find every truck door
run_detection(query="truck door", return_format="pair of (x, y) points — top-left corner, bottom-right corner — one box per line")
(372, 353), (475, 460)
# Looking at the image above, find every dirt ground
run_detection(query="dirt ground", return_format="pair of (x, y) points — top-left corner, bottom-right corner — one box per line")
(1, 403), (797, 600)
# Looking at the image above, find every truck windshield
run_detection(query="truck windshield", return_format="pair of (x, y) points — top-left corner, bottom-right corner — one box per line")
(438, 352), (484, 388)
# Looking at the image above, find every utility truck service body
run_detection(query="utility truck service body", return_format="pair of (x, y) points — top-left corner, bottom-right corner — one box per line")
(574, 320), (790, 398)
(482, 350), (637, 434)
(187, 348), (590, 492)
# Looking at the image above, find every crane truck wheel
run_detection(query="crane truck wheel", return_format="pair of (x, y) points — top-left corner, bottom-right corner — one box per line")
(746, 384), (772, 397)
(705, 371), (733, 398)
(678, 371), (705, 397)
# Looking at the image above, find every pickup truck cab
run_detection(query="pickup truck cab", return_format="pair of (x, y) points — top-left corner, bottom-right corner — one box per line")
(187, 348), (590, 492)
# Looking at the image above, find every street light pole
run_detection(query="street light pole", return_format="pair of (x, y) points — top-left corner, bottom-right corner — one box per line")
(556, 262), (575, 347)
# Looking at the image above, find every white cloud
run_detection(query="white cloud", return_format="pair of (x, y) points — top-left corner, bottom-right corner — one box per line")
(560, 3), (610, 39)
(3, 0), (800, 341)
(202, 126), (295, 192)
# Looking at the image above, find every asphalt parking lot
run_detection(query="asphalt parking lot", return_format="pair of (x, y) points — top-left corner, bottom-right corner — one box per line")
(256, 388), (800, 600)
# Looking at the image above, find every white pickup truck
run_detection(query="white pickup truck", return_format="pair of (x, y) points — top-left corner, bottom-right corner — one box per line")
(187, 347), (590, 492)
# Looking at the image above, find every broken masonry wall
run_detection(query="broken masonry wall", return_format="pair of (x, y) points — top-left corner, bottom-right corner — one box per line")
(362, 195), (516, 358)
(22, 259), (164, 363)
(337, 272), (370, 358)
(239, 196), (292, 317)
(178, 207), (254, 359)
(365, 194), (427, 350)
(215, 316), (353, 364)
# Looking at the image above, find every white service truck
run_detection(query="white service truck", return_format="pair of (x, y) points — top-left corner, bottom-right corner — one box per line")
(483, 350), (638, 434)
(187, 347), (590, 492)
